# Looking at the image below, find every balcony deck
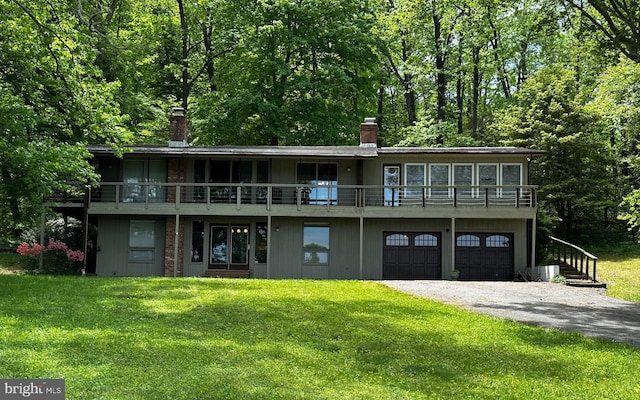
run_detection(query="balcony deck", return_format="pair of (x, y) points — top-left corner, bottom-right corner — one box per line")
(50, 183), (538, 219)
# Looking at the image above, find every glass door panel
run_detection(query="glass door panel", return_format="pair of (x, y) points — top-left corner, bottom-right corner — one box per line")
(210, 226), (229, 265)
(231, 226), (249, 265)
(384, 165), (400, 206)
(209, 225), (250, 269)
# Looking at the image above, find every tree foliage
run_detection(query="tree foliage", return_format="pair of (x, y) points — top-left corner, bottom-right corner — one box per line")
(490, 67), (616, 238)
(2, 0), (640, 241)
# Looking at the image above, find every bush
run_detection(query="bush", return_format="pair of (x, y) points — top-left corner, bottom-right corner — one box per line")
(16, 238), (84, 275)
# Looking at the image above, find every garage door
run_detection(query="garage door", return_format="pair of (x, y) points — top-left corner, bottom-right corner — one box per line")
(456, 233), (513, 281)
(383, 232), (441, 279)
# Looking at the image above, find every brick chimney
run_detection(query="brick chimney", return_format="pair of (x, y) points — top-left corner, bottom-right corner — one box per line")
(359, 117), (377, 148)
(168, 107), (188, 148)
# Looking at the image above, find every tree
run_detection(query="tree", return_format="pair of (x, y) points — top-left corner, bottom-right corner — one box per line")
(564, 0), (640, 63)
(0, 0), (128, 236)
(490, 67), (616, 238)
(190, 0), (381, 145)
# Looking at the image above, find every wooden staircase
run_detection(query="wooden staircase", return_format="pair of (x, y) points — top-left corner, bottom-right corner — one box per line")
(558, 262), (607, 288)
(551, 237), (606, 288)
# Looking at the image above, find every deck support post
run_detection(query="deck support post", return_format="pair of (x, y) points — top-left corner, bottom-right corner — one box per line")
(173, 213), (180, 278)
(451, 217), (456, 278)
(267, 214), (272, 279)
(359, 216), (364, 280)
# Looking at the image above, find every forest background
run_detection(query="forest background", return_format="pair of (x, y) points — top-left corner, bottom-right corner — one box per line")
(1, 0), (639, 247)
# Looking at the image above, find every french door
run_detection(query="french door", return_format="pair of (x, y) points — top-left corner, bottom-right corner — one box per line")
(209, 225), (250, 270)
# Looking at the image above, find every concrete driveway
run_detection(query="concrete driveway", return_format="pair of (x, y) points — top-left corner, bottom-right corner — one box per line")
(382, 281), (640, 348)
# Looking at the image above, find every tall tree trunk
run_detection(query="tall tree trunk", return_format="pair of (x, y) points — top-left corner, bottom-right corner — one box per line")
(203, 23), (217, 92)
(488, 14), (511, 98)
(516, 40), (529, 89)
(456, 47), (464, 135)
(433, 10), (447, 122)
(177, 0), (189, 110)
(377, 80), (385, 132)
(471, 46), (480, 139)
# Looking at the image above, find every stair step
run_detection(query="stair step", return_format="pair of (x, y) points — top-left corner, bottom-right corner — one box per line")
(565, 279), (607, 288)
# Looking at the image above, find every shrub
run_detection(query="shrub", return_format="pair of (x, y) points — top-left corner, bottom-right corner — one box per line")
(16, 238), (84, 275)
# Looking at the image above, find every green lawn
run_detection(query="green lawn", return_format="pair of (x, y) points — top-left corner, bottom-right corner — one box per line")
(595, 244), (640, 302)
(0, 276), (638, 400)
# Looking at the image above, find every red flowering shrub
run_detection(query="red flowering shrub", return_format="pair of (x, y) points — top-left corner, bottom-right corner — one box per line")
(16, 239), (85, 275)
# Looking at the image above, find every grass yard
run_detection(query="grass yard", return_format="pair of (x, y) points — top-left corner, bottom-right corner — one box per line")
(593, 243), (640, 302)
(0, 276), (639, 400)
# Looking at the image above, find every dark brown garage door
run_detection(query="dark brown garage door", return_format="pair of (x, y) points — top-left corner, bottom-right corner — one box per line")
(383, 232), (441, 279)
(456, 233), (513, 281)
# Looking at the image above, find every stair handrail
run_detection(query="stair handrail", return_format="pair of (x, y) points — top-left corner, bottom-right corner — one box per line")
(550, 236), (598, 282)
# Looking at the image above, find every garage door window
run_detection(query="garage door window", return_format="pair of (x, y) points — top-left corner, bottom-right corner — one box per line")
(486, 235), (510, 248)
(386, 233), (409, 246)
(457, 234), (480, 247)
(415, 234), (438, 247)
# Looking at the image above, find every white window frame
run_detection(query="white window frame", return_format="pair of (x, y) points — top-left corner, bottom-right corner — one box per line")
(477, 163), (499, 199)
(428, 163), (451, 198)
(500, 163), (523, 199)
(453, 163), (474, 198)
(404, 163), (426, 202)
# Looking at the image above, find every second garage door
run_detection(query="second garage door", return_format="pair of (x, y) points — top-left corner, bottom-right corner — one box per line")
(383, 232), (442, 279)
(456, 233), (514, 280)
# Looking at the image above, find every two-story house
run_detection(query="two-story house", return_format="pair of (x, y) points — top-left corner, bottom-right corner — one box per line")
(55, 108), (543, 280)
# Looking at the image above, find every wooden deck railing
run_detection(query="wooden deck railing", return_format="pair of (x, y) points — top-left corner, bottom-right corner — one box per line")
(550, 236), (598, 282)
(70, 182), (538, 209)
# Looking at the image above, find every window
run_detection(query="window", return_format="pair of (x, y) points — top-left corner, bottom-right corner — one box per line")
(478, 164), (498, 197)
(123, 159), (167, 203)
(453, 164), (473, 198)
(297, 163), (337, 205)
(415, 234), (438, 247)
(501, 164), (522, 198)
(486, 235), (510, 248)
(129, 220), (156, 262)
(255, 223), (268, 264)
(304, 224), (330, 264)
(209, 160), (252, 202)
(429, 164), (450, 198)
(385, 233), (409, 246)
(404, 164), (426, 200)
(456, 234), (480, 247)
(191, 221), (204, 262)
(501, 164), (522, 186)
